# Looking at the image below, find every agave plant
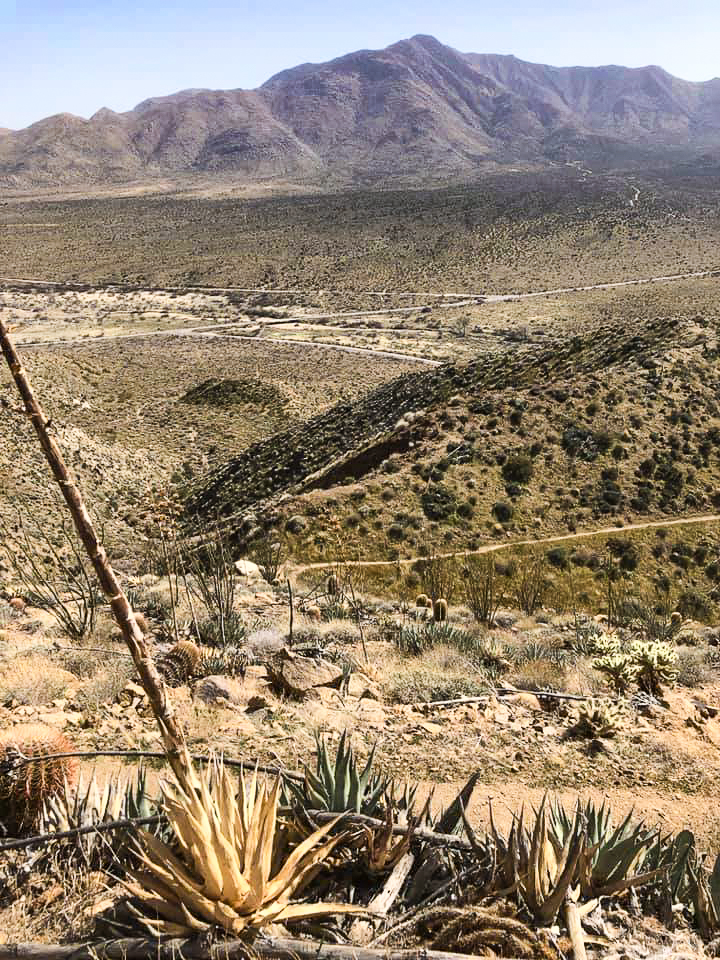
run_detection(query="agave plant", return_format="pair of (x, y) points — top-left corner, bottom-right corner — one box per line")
(41, 768), (160, 867)
(126, 751), (363, 936)
(489, 799), (587, 923)
(548, 799), (660, 898)
(283, 733), (390, 818)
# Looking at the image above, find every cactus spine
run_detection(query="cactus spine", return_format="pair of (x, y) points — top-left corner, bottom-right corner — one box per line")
(0, 724), (78, 834)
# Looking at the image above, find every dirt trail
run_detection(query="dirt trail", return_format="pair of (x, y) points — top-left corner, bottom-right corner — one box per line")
(291, 513), (720, 575)
(19, 326), (440, 366)
(1, 267), (716, 302)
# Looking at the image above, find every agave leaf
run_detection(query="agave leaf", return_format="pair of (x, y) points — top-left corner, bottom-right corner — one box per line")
(435, 771), (480, 836)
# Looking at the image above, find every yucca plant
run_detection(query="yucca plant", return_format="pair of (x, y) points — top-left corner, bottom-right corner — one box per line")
(126, 751), (363, 936)
(283, 733), (389, 818)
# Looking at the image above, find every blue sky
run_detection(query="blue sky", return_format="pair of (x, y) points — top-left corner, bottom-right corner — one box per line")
(2, 0), (718, 130)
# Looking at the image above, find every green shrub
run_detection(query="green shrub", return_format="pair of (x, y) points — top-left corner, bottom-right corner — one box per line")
(502, 454), (534, 485)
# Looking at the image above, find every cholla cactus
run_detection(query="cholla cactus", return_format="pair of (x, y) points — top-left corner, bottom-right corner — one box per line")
(630, 640), (677, 696)
(594, 631), (622, 655)
(593, 652), (639, 693)
(575, 698), (624, 738)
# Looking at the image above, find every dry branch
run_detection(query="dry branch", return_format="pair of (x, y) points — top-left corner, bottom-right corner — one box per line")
(0, 318), (188, 782)
(0, 938), (508, 960)
(0, 807), (474, 855)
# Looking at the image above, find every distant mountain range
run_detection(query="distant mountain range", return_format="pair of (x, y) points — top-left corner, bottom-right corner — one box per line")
(2, 34), (719, 189)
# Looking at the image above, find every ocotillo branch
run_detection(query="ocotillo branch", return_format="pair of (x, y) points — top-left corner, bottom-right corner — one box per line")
(0, 318), (188, 782)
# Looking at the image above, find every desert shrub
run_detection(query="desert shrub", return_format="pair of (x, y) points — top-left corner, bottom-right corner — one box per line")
(675, 650), (710, 688)
(502, 454), (533, 484)
(492, 501), (513, 523)
(420, 484), (457, 521)
(677, 588), (714, 622)
(463, 555), (507, 626)
(0, 657), (75, 706)
(546, 547), (569, 570)
(606, 538), (639, 571)
(415, 550), (459, 604)
(73, 661), (136, 713)
(512, 552), (549, 615)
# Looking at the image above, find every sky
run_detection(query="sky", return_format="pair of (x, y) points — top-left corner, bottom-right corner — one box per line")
(2, 0), (719, 130)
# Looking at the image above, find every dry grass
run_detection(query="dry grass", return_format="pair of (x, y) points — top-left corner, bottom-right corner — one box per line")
(0, 655), (77, 706)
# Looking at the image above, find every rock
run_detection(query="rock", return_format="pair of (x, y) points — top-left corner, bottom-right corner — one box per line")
(194, 675), (245, 707)
(286, 515), (307, 534)
(8, 597), (25, 613)
(267, 649), (344, 697)
(503, 692), (544, 712)
(346, 674), (381, 700)
(234, 559), (264, 583)
(246, 695), (270, 713)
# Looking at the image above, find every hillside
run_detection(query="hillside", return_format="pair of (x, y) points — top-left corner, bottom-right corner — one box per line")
(3, 35), (720, 189)
(184, 314), (720, 566)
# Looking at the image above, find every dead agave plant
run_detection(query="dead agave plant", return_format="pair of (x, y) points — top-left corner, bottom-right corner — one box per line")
(364, 805), (416, 876)
(126, 750), (364, 936)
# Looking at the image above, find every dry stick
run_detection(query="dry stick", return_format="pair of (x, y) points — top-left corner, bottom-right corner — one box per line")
(0, 318), (188, 783)
(0, 808), (472, 855)
(9, 749), (304, 781)
(412, 688), (620, 709)
(0, 937), (501, 960)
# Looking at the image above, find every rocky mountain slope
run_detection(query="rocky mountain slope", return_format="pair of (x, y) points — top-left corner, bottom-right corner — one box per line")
(3, 35), (720, 189)
(184, 315), (720, 561)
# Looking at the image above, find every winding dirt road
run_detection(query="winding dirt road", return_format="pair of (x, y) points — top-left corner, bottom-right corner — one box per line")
(290, 513), (720, 575)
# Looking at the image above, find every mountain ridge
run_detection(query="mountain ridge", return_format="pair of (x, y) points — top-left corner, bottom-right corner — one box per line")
(2, 34), (719, 189)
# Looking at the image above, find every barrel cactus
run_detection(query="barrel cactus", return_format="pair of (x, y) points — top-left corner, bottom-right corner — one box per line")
(433, 598), (448, 622)
(157, 640), (201, 687)
(0, 724), (77, 835)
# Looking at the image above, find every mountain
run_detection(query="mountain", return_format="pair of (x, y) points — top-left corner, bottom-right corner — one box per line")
(2, 35), (720, 189)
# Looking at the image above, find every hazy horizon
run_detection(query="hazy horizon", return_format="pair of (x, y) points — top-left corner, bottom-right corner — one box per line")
(2, 0), (718, 131)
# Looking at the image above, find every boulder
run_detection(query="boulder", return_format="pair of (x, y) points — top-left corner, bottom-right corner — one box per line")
(234, 559), (264, 583)
(194, 675), (245, 707)
(267, 649), (344, 698)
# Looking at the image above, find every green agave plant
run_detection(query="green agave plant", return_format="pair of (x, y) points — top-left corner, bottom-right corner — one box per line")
(40, 767), (161, 867)
(283, 732), (389, 817)
(548, 799), (660, 898)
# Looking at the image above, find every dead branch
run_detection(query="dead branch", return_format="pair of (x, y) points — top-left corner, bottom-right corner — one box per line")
(0, 936), (503, 960)
(0, 318), (189, 783)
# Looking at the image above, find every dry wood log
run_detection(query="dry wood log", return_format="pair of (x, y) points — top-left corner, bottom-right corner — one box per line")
(0, 808), (473, 854)
(0, 937), (522, 960)
(0, 319), (188, 783)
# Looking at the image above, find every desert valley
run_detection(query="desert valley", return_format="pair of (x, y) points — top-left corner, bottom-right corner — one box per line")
(2, 30), (720, 960)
